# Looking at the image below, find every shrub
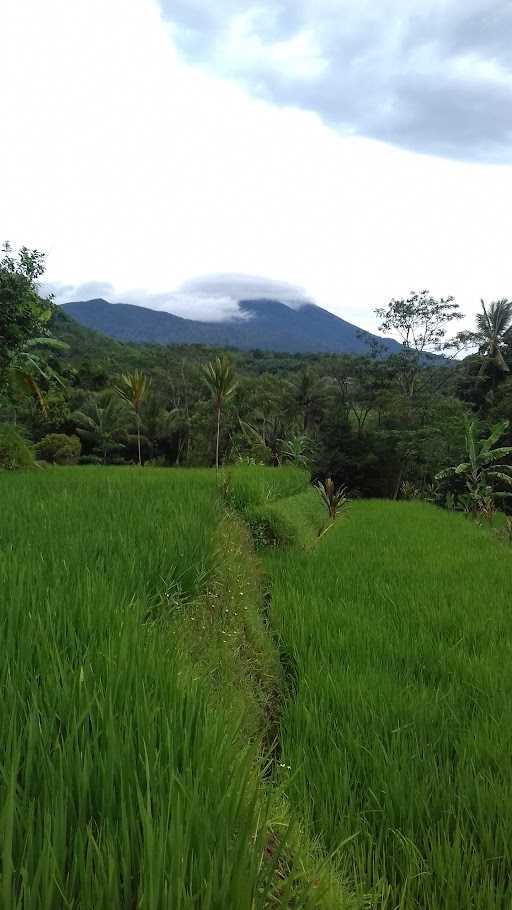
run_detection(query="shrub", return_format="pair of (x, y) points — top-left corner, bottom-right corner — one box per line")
(0, 424), (35, 470)
(316, 477), (350, 523)
(36, 433), (81, 465)
(78, 454), (102, 465)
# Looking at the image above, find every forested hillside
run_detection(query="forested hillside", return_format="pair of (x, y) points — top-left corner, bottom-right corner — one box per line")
(61, 297), (402, 354)
(1, 300), (508, 502)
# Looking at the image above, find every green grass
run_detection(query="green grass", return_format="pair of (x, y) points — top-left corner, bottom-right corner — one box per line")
(0, 466), (360, 909)
(224, 465), (310, 511)
(224, 466), (312, 548)
(264, 498), (512, 908)
(0, 467), (328, 909)
(7, 463), (508, 908)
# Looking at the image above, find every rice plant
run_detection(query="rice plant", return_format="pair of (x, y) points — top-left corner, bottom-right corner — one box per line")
(265, 498), (512, 908)
(0, 467), (322, 909)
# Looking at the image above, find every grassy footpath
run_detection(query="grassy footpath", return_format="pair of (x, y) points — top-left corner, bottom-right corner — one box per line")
(0, 466), (354, 909)
(263, 496), (512, 909)
(224, 466), (323, 549)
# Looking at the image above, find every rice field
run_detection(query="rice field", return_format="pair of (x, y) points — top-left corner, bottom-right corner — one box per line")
(2, 465), (512, 908)
(266, 499), (512, 909)
(0, 467), (335, 909)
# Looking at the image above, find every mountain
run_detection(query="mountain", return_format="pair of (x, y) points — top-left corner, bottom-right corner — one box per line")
(60, 298), (402, 355)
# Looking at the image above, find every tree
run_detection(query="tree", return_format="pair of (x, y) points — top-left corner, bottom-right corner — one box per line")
(453, 299), (512, 376)
(436, 419), (512, 514)
(36, 433), (81, 465)
(115, 370), (151, 465)
(475, 300), (512, 372)
(0, 242), (65, 410)
(202, 355), (237, 471)
(376, 290), (463, 397)
(73, 392), (130, 464)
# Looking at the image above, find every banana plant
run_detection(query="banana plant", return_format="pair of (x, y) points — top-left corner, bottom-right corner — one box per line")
(6, 337), (68, 414)
(282, 433), (313, 468)
(436, 419), (512, 513)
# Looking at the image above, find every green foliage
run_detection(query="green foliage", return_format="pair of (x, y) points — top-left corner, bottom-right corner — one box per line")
(114, 369), (151, 464)
(202, 355), (237, 470)
(0, 242), (53, 373)
(78, 453), (103, 465)
(316, 477), (350, 523)
(73, 392), (130, 463)
(0, 243), (68, 412)
(0, 467), (355, 908)
(36, 432), (81, 464)
(375, 290), (462, 397)
(436, 419), (512, 513)
(5, 290), (506, 500)
(266, 500), (512, 908)
(282, 433), (314, 468)
(454, 298), (512, 374)
(224, 466), (312, 548)
(0, 423), (35, 470)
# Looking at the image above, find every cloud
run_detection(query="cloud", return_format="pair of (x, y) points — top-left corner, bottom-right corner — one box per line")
(159, 0), (512, 162)
(48, 274), (312, 322)
(179, 273), (311, 307)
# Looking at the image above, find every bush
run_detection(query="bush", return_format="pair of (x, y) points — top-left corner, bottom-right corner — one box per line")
(78, 454), (102, 465)
(244, 505), (296, 549)
(36, 433), (81, 465)
(0, 424), (36, 470)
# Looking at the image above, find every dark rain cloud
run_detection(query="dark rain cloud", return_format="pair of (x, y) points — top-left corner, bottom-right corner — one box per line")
(159, 0), (512, 162)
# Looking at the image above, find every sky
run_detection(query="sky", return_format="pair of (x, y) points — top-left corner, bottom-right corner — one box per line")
(1, 0), (512, 332)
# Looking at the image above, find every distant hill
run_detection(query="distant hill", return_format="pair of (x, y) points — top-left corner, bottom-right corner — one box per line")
(60, 298), (402, 355)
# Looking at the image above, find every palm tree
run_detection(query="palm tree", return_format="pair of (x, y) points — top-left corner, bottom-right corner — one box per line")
(74, 392), (130, 464)
(475, 299), (512, 371)
(202, 356), (237, 472)
(114, 370), (151, 465)
(458, 299), (512, 374)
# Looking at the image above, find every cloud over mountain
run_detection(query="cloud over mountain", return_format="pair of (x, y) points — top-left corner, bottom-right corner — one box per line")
(49, 274), (312, 322)
(160, 0), (512, 163)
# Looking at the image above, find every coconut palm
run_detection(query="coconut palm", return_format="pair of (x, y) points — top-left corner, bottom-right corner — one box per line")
(459, 299), (512, 375)
(202, 356), (237, 472)
(114, 370), (151, 465)
(475, 299), (512, 371)
(74, 392), (130, 464)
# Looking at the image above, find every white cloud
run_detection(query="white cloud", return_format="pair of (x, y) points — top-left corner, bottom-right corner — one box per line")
(1, 0), (512, 338)
(163, 0), (512, 162)
(49, 273), (312, 321)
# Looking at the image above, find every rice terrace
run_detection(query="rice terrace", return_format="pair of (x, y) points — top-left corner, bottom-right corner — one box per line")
(1, 460), (512, 908)
(4, 1), (512, 904)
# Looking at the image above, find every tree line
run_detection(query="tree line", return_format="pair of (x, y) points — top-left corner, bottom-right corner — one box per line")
(2, 242), (512, 511)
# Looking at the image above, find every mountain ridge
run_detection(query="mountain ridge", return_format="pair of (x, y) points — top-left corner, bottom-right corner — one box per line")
(60, 297), (402, 355)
